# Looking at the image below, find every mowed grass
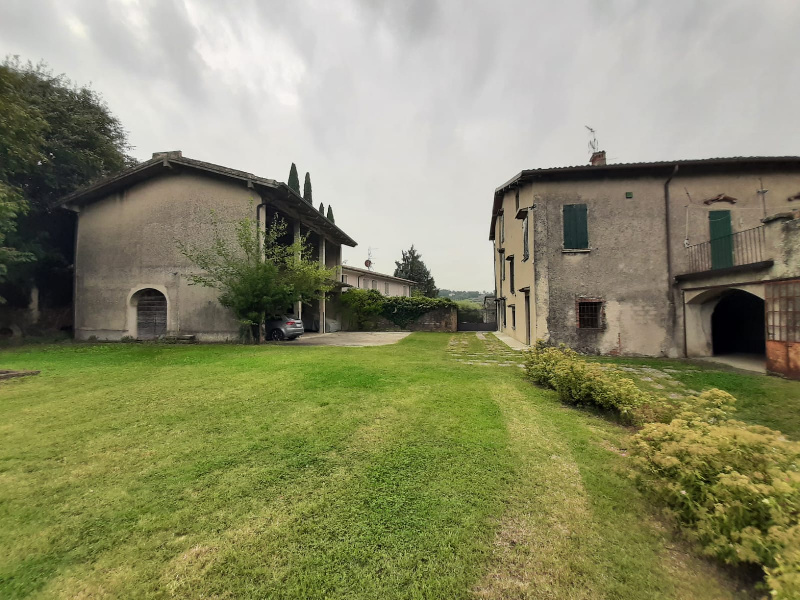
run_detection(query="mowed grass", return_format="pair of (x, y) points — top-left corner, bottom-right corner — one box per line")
(592, 355), (800, 439)
(0, 335), (757, 599)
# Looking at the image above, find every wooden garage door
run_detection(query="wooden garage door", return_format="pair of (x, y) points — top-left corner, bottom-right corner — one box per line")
(137, 290), (167, 339)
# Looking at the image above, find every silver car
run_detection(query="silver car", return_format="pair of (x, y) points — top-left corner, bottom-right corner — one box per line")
(265, 316), (304, 341)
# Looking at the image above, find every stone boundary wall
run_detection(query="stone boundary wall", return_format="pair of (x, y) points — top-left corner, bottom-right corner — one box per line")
(345, 307), (457, 333)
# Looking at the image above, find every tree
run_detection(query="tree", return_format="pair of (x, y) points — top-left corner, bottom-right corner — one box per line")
(318, 202), (324, 214)
(0, 57), (133, 309)
(288, 163), (300, 195)
(394, 245), (438, 298)
(177, 212), (335, 343)
(303, 172), (312, 204)
(326, 205), (334, 223)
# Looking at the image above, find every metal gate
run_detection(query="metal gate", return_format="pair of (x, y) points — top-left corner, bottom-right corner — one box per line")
(137, 290), (167, 339)
(765, 280), (800, 379)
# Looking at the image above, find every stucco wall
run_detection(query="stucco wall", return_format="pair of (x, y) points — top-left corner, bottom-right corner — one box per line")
(341, 268), (412, 297)
(74, 171), (260, 341)
(492, 165), (800, 357)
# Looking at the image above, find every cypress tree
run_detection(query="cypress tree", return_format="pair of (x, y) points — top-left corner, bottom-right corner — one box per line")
(318, 202), (324, 214)
(287, 163), (300, 194)
(303, 172), (312, 204)
(326, 205), (334, 223)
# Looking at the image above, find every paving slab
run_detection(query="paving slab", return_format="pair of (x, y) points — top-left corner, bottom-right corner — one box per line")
(286, 332), (411, 347)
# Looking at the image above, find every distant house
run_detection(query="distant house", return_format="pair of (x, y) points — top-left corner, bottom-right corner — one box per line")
(341, 265), (414, 297)
(490, 152), (800, 378)
(57, 151), (357, 340)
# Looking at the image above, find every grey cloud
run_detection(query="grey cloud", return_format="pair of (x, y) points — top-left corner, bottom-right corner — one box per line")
(2, 0), (799, 289)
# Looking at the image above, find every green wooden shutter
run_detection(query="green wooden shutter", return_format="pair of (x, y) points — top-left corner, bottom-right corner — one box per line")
(563, 204), (588, 249)
(709, 210), (733, 269)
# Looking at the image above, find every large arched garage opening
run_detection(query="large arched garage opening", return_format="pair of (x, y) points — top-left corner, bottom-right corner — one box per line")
(131, 288), (167, 340)
(711, 290), (765, 356)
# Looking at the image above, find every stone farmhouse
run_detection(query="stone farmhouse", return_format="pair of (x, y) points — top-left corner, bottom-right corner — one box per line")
(57, 151), (357, 341)
(341, 265), (415, 297)
(490, 153), (800, 379)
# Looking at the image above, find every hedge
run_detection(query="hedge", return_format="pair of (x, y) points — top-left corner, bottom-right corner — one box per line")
(523, 343), (800, 597)
(340, 289), (455, 329)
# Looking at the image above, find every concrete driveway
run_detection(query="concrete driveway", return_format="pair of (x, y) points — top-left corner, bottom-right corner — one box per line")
(286, 331), (411, 347)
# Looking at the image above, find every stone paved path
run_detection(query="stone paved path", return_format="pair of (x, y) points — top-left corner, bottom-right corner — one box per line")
(446, 332), (525, 368)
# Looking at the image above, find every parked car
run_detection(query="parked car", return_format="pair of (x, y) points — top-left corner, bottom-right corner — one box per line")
(265, 316), (304, 341)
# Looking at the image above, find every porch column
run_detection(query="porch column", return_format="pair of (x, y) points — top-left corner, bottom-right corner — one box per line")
(293, 221), (302, 319)
(319, 237), (326, 333)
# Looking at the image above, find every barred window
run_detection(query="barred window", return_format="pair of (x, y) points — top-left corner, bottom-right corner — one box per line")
(577, 299), (603, 329)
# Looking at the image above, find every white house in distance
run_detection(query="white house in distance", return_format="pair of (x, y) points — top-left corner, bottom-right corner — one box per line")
(341, 265), (414, 297)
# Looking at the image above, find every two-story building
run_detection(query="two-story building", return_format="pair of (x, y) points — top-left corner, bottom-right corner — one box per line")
(58, 151), (357, 341)
(490, 153), (800, 378)
(341, 265), (414, 297)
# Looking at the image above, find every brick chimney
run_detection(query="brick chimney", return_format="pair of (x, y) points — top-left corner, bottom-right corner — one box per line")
(152, 150), (183, 160)
(590, 150), (606, 166)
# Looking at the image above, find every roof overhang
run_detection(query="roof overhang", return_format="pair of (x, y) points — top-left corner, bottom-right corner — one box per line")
(489, 156), (800, 240)
(56, 155), (358, 247)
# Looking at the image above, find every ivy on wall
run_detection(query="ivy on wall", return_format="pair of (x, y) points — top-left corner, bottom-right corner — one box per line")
(341, 289), (455, 329)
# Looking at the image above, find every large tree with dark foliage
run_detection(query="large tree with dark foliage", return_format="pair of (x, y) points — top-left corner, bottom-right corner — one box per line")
(394, 245), (438, 298)
(0, 57), (134, 310)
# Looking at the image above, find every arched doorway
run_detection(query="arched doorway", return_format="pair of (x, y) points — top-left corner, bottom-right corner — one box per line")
(133, 289), (167, 339)
(711, 290), (765, 356)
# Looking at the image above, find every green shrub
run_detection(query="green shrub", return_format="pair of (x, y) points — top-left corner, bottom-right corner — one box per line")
(340, 289), (384, 329)
(341, 290), (454, 330)
(524, 342), (800, 596)
(523, 342), (663, 425)
(381, 296), (454, 329)
(632, 390), (800, 597)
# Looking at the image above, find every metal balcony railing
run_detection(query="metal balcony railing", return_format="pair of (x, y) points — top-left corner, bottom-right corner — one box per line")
(685, 225), (767, 274)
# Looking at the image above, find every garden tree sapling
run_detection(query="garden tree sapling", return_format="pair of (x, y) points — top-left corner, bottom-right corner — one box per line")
(177, 212), (335, 343)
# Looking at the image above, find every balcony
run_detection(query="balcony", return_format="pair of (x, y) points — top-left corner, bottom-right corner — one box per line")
(676, 225), (773, 281)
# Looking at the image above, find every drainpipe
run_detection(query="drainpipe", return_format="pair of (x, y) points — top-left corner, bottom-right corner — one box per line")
(664, 165), (679, 354)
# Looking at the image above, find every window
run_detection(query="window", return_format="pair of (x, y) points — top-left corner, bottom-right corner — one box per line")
(342, 274), (348, 284)
(522, 213), (529, 261)
(502, 301), (507, 328)
(385, 282), (390, 295)
(372, 280), (377, 290)
(577, 299), (603, 329)
(563, 204), (589, 250)
(499, 212), (505, 243)
(508, 256), (515, 293)
(510, 305), (516, 329)
(515, 189), (519, 211)
(403, 286), (408, 296)
(500, 252), (506, 281)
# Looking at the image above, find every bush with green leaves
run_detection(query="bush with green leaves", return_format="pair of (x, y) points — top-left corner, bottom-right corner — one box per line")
(631, 390), (800, 597)
(340, 288), (385, 329)
(341, 290), (455, 330)
(381, 295), (454, 328)
(523, 342), (664, 424)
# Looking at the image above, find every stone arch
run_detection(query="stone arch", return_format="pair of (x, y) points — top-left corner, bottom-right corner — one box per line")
(127, 285), (170, 339)
(711, 290), (765, 356)
(683, 283), (766, 357)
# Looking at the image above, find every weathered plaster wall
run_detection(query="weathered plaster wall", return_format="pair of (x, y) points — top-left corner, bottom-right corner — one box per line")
(74, 171), (259, 341)
(533, 175), (672, 356)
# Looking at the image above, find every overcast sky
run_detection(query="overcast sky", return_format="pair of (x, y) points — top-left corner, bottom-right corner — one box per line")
(2, 0), (799, 290)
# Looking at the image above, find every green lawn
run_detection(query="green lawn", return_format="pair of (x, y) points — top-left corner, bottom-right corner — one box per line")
(0, 334), (777, 599)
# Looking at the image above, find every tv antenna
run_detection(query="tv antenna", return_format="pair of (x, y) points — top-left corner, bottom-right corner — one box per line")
(585, 125), (599, 155)
(365, 247), (378, 271)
